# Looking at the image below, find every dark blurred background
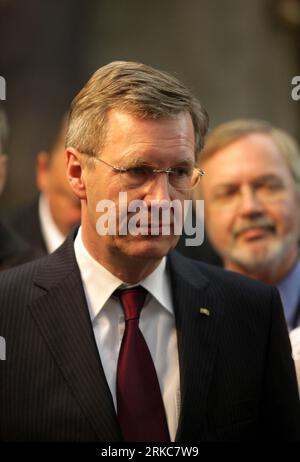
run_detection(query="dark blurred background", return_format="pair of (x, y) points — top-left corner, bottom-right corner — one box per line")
(0, 0), (299, 206)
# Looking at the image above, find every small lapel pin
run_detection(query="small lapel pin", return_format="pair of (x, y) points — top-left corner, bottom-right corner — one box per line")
(199, 307), (210, 317)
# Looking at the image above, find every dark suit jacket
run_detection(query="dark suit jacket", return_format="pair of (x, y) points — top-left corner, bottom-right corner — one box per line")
(0, 219), (43, 271)
(1, 197), (47, 254)
(292, 301), (300, 329)
(176, 232), (222, 266)
(0, 231), (299, 442)
(175, 209), (222, 266)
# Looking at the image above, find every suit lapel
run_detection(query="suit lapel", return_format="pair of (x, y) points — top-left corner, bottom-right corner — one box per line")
(168, 252), (224, 441)
(29, 233), (121, 441)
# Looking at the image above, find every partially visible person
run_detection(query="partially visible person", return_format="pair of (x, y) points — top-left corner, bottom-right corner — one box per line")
(3, 114), (81, 254)
(195, 119), (300, 332)
(0, 107), (43, 270)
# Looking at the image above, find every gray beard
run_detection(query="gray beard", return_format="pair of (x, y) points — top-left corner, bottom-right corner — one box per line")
(223, 231), (298, 278)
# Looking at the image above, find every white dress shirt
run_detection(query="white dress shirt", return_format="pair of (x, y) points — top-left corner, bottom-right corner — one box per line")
(39, 193), (65, 253)
(74, 227), (180, 441)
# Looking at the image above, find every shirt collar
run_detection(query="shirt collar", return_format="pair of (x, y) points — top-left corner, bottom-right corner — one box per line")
(74, 227), (173, 321)
(39, 193), (65, 253)
(141, 258), (173, 316)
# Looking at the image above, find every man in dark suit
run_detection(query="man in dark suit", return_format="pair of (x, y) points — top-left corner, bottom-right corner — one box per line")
(0, 62), (299, 442)
(194, 120), (300, 385)
(3, 114), (81, 254)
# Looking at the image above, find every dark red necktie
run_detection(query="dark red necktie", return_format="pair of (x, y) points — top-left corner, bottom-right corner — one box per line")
(116, 286), (170, 442)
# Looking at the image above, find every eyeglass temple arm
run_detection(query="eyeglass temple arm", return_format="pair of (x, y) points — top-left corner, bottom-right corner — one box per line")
(95, 157), (127, 172)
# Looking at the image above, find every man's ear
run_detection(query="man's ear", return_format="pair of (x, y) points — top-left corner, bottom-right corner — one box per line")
(36, 151), (50, 193)
(66, 147), (87, 200)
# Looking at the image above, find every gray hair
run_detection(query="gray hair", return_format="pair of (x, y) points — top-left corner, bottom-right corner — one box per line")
(66, 61), (208, 160)
(199, 118), (300, 194)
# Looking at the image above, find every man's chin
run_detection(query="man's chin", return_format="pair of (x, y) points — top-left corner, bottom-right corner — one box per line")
(228, 240), (283, 270)
(116, 234), (177, 259)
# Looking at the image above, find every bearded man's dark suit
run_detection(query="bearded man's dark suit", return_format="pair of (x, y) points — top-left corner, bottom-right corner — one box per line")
(0, 230), (299, 442)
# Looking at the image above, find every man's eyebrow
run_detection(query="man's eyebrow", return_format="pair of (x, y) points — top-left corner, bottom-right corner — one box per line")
(212, 182), (238, 191)
(172, 159), (195, 166)
(212, 174), (285, 191)
(118, 155), (195, 167)
(120, 157), (151, 167)
(252, 174), (284, 184)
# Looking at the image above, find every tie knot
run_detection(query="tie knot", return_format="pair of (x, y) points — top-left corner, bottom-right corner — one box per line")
(115, 286), (147, 321)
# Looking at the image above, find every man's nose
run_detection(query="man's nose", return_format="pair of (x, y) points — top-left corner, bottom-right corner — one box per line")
(145, 172), (171, 202)
(238, 187), (264, 216)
